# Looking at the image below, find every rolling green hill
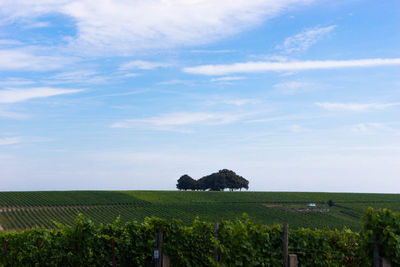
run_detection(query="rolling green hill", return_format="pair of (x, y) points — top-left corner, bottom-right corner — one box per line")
(0, 191), (399, 231)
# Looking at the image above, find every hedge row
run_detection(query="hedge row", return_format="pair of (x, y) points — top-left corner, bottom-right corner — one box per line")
(0, 208), (399, 266)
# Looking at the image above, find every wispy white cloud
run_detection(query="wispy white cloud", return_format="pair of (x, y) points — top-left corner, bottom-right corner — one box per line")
(51, 70), (97, 80)
(190, 49), (236, 54)
(222, 99), (259, 106)
(289, 124), (308, 133)
(95, 89), (150, 98)
(351, 122), (400, 136)
(0, 39), (23, 45)
(183, 58), (400, 75)
(0, 137), (20, 146)
(47, 70), (107, 84)
(0, 78), (35, 86)
(277, 25), (336, 53)
(24, 21), (51, 29)
(210, 76), (246, 82)
(0, 87), (83, 103)
(124, 73), (141, 78)
(273, 81), (314, 94)
(316, 102), (400, 111)
(157, 80), (193, 86)
(206, 98), (260, 106)
(0, 109), (30, 119)
(120, 60), (171, 70)
(111, 111), (246, 130)
(0, 0), (313, 53)
(338, 145), (400, 151)
(351, 123), (389, 134)
(0, 49), (71, 71)
(249, 55), (289, 62)
(247, 114), (326, 123)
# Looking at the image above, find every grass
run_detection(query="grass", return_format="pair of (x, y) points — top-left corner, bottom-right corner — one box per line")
(0, 190), (399, 231)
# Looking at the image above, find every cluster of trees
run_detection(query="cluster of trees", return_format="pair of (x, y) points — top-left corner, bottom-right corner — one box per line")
(176, 169), (249, 191)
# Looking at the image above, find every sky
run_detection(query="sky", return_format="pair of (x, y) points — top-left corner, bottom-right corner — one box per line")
(0, 0), (399, 192)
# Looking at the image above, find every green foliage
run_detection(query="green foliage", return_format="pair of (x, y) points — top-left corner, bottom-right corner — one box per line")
(1, 208), (400, 266)
(176, 169), (249, 191)
(360, 207), (400, 265)
(162, 218), (215, 266)
(0, 214), (156, 266)
(290, 228), (360, 266)
(216, 215), (282, 266)
(176, 175), (197, 191)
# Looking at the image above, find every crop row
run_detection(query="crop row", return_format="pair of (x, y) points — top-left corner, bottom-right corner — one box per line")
(2, 191), (400, 207)
(0, 191), (148, 207)
(0, 202), (364, 231)
(123, 190), (400, 204)
(1, 191), (399, 231)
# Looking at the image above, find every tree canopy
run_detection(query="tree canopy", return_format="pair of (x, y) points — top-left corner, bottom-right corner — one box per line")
(176, 169), (249, 191)
(176, 174), (197, 191)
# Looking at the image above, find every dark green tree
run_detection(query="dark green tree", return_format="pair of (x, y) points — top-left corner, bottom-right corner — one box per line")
(197, 173), (225, 191)
(176, 175), (197, 190)
(196, 169), (249, 191)
(219, 169), (249, 191)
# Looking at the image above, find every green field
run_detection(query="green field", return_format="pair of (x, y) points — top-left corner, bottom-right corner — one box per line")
(0, 191), (399, 231)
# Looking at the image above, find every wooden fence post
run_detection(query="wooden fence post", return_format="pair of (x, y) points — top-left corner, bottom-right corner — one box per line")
(111, 238), (116, 267)
(373, 233), (380, 267)
(288, 254), (298, 267)
(283, 223), (289, 267)
(162, 254), (170, 267)
(381, 257), (391, 267)
(214, 222), (220, 263)
(154, 227), (163, 267)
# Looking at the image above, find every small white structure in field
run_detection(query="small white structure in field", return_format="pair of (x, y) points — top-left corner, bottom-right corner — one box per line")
(307, 203), (316, 207)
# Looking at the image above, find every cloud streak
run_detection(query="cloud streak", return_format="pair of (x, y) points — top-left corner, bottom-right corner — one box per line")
(183, 58), (400, 75)
(0, 39), (23, 45)
(0, 87), (83, 103)
(120, 60), (171, 70)
(47, 70), (107, 85)
(210, 76), (246, 82)
(206, 97), (259, 106)
(0, 137), (20, 146)
(111, 111), (246, 131)
(277, 25), (336, 53)
(351, 123), (394, 134)
(0, 0), (313, 53)
(0, 50), (71, 71)
(0, 109), (30, 119)
(220, 99), (259, 106)
(316, 102), (400, 112)
(273, 81), (315, 94)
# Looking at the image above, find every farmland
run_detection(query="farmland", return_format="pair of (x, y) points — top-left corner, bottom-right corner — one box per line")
(0, 191), (399, 231)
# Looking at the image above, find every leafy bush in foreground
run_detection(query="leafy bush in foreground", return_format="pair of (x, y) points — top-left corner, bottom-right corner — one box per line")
(0, 208), (400, 266)
(360, 207), (400, 266)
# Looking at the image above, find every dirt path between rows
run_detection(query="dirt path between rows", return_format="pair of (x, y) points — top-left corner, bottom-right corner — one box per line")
(281, 208), (330, 212)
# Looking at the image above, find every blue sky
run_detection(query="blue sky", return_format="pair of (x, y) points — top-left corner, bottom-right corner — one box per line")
(0, 0), (399, 192)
